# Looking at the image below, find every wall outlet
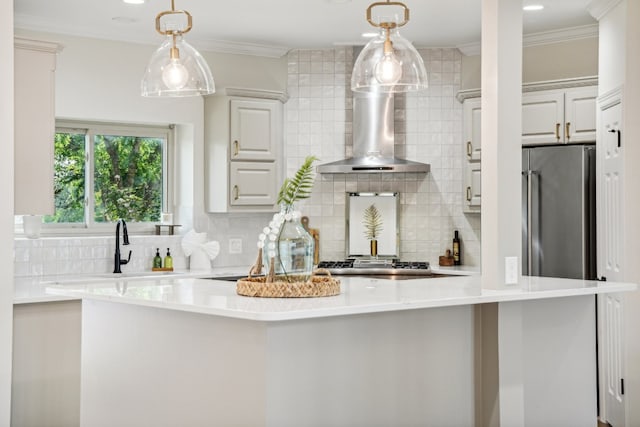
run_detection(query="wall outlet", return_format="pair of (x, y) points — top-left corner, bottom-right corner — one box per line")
(228, 238), (243, 255)
(505, 256), (518, 285)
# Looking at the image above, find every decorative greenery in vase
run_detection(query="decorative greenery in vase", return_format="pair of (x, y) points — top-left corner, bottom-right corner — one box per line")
(255, 156), (319, 281)
(363, 204), (383, 257)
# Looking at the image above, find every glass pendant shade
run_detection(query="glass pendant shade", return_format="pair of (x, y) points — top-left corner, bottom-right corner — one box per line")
(141, 36), (215, 97)
(351, 28), (428, 93)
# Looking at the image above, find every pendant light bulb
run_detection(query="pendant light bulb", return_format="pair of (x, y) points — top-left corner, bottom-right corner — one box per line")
(374, 51), (402, 84)
(162, 58), (189, 90)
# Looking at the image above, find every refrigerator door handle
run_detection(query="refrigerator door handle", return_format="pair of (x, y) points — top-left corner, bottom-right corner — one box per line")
(525, 170), (537, 275)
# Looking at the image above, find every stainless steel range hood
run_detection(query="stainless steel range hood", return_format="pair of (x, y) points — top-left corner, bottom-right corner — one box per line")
(317, 92), (430, 174)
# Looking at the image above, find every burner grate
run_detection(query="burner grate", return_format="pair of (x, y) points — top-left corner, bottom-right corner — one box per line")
(318, 260), (430, 270)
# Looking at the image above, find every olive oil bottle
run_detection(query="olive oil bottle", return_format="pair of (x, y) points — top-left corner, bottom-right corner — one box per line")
(453, 230), (461, 266)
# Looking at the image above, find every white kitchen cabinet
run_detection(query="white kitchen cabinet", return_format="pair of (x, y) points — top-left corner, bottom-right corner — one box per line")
(464, 160), (481, 212)
(229, 161), (277, 206)
(522, 86), (597, 145)
(12, 300), (81, 427)
(14, 38), (60, 215)
(230, 99), (277, 161)
(205, 89), (286, 213)
(564, 87), (598, 143)
(522, 91), (564, 145)
(462, 98), (481, 213)
(463, 98), (482, 161)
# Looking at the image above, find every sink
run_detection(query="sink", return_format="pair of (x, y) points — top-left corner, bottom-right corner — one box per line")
(42, 271), (189, 285)
(91, 271), (182, 279)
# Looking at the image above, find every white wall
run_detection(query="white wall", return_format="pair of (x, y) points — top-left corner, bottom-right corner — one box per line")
(1, 1), (14, 424)
(461, 37), (599, 90)
(598, 4), (626, 94)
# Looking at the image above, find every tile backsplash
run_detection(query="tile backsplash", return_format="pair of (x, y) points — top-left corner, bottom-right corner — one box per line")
(14, 236), (188, 277)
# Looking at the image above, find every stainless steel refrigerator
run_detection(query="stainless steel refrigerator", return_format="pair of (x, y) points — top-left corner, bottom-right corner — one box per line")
(522, 144), (596, 280)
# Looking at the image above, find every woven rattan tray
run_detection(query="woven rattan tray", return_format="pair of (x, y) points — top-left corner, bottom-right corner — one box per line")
(236, 269), (340, 298)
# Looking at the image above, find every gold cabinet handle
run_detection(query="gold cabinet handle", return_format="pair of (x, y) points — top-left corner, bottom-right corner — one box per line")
(566, 122), (571, 141)
(466, 186), (472, 202)
(466, 141), (472, 158)
(555, 123), (561, 141)
(233, 140), (239, 156)
(233, 185), (239, 200)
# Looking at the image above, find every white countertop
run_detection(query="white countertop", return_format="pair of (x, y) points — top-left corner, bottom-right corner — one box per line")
(14, 266), (251, 304)
(45, 273), (636, 321)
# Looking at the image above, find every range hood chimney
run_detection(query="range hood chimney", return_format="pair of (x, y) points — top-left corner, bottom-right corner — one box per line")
(317, 92), (430, 174)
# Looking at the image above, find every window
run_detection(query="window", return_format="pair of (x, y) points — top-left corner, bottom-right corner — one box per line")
(45, 121), (172, 232)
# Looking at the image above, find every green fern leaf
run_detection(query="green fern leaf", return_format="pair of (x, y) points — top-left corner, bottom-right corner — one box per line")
(277, 155), (319, 209)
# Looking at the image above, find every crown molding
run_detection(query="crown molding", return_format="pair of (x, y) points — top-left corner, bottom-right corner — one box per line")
(221, 87), (289, 103)
(14, 37), (63, 53)
(456, 76), (599, 103)
(456, 41), (481, 56)
(597, 85), (623, 110)
(14, 13), (290, 58)
(197, 40), (289, 58)
(587, 0), (623, 20)
(456, 24), (599, 57)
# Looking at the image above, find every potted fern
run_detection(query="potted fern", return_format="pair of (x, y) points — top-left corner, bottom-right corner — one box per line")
(363, 204), (383, 258)
(257, 156), (318, 282)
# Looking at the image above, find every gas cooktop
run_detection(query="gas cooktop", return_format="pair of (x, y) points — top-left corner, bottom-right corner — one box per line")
(317, 259), (432, 276)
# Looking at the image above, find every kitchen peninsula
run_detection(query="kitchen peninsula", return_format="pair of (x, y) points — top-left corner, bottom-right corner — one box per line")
(48, 275), (635, 426)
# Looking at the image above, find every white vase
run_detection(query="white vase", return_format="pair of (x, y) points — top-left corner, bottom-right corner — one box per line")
(23, 215), (42, 239)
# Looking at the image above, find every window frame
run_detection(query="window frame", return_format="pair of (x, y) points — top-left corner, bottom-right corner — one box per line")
(36, 120), (174, 236)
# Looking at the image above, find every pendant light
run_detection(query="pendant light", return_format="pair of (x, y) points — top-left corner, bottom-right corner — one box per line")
(351, 0), (428, 93)
(141, 0), (215, 97)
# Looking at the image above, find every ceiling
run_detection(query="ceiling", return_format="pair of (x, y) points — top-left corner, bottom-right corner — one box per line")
(14, 0), (597, 56)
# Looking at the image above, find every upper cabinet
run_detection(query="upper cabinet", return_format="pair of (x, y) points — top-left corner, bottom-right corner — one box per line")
(462, 98), (481, 213)
(230, 99), (278, 161)
(564, 87), (599, 143)
(14, 38), (60, 215)
(205, 89), (286, 213)
(522, 86), (597, 145)
(463, 98), (482, 162)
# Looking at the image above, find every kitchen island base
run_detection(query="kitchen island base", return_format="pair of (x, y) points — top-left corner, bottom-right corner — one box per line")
(80, 294), (596, 427)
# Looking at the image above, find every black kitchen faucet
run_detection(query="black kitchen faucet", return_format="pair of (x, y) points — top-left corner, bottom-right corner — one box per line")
(113, 219), (132, 273)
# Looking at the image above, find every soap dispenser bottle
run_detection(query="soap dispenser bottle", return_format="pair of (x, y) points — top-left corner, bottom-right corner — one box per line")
(164, 248), (173, 270)
(153, 248), (162, 269)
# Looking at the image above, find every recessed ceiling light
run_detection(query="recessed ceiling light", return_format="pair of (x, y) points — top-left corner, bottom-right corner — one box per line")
(523, 4), (544, 11)
(123, 0), (145, 4)
(361, 32), (378, 38)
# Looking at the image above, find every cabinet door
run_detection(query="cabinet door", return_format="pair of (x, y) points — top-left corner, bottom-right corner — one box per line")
(464, 98), (481, 161)
(464, 161), (481, 211)
(229, 161), (277, 206)
(564, 87), (597, 143)
(14, 40), (58, 215)
(522, 91), (564, 145)
(230, 99), (278, 161)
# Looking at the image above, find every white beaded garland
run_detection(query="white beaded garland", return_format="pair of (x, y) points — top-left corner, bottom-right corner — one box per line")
(256, 210), (302, 259)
